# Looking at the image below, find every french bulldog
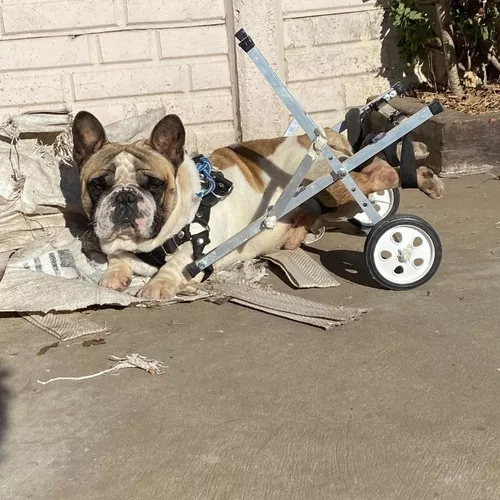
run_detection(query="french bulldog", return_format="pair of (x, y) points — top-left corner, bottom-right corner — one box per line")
(73, 112), (443, 299)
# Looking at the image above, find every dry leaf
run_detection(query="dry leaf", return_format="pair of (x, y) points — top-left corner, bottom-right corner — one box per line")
(82, 338), (107, 347)
(411, 83), (500, 115)
(37, 342), (59, 356)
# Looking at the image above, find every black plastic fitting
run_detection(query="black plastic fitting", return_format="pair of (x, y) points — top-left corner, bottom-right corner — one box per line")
(429, 99), (444, 115)
(185, 262), (202, 279)
(235, 28), (255, 52)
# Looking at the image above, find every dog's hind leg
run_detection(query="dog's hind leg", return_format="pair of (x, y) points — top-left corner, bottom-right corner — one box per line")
(314, 160), (400, 210)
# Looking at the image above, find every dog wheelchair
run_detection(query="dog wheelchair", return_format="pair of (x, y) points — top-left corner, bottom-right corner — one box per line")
(284, 102), (402, 231)
(185, 29), (443, 291)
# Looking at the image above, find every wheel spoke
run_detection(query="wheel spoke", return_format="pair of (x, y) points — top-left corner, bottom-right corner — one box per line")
(410, 246), (433, 262)
(376, 199), (391, 206)
(376, 254), (399, 275)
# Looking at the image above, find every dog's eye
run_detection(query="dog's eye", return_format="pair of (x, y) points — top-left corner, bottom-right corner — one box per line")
(146, 176), (164, 191)
(89, 178), (106, 191)
(87, 176), (108, 202)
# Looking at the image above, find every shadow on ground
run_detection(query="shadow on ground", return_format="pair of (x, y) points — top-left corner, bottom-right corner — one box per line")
(307, 247), (382, 288)
(0, 367), (9, 456)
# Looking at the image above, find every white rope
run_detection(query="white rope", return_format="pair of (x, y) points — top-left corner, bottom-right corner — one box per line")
(37, 353), (167, 385)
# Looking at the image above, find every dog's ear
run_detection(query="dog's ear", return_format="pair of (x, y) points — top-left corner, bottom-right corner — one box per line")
(72, 111), (107, 169)
(149, 114), (186, 168)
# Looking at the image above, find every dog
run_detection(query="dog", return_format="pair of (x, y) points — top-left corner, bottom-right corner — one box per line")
(73, 112), (444, 299)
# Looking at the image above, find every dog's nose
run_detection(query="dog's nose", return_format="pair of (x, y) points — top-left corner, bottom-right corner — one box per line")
(115, 190), (137, 206)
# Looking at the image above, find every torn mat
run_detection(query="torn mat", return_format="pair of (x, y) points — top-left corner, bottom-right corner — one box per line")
(263, 248), (339, 289)
(207, 280), (366, 329)
(0, 109), (367, 339)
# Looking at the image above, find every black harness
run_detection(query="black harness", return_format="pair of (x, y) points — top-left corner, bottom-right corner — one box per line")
(136, 154), (233, 280)
(345, 106), (419, 189)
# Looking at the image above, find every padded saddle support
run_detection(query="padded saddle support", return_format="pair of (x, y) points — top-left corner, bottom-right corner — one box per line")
(345, 108), (418, 189)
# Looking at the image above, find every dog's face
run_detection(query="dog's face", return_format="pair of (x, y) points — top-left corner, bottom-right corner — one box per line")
(73, 112), (186, 245)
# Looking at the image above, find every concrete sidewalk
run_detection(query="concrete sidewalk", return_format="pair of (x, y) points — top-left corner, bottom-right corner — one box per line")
(1, 175), (500, 500)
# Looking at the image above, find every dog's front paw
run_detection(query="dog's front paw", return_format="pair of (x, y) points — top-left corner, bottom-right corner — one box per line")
(137, 278), (178, 300)
(417, 167), (444, 199)
(100, 271), (131, 291)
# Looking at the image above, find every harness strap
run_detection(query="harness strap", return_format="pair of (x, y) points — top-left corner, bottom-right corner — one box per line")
(398, 134), (418, 189)
(345, 108), (371, 152)
(380, 135), (418, 189)
(344, 95), (419, 189)
(346, 115), (419, 189)
(345, 108), (362, 151)
(135, 227), (192, 269)
(352, 131), (382, 172)
(383, 141), (400, 168)
(190, 202), (213, 279)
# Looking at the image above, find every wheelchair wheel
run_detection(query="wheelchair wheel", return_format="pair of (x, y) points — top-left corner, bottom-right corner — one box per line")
(349, 188), (400, 229)
(364, 214), (442, 290)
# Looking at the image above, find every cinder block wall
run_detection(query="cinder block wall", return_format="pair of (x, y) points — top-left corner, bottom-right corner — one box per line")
(0, 0), (401, 151)
(284, 4), (399, 127)
(0, 0), (238, 152)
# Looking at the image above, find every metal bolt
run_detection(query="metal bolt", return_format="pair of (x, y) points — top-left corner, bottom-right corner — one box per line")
(363, 202), (368, 207)
(328, 156), (333, 161)
(196, 237), (204, 245)
(196, 211), (202, 218)
(338, 169), (347, 178)
(351, 187), (356, 192)
(263, 216), (277, 229)
(218, 182), (224, 188)
(178, 231), (185, 239)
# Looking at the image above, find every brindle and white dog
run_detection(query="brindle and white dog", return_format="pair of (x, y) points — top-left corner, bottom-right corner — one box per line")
(73, 112), (444, 300)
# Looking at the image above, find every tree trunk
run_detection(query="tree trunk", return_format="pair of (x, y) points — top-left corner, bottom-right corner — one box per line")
(434, 0), (463, 96)
(488, 47), (500, 72)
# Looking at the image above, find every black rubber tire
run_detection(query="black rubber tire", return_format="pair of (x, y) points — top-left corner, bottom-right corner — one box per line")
(349, 188), (401, 229)
(364, 214), (442, 291)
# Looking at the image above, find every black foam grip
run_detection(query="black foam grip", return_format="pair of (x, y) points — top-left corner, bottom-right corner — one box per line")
(235, 29), (247, 41)
(235, 29), (255, 52)
(429, 99), (444, 115)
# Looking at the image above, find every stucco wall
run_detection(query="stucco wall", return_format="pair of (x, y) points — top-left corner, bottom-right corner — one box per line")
(0, 0), (401, 150)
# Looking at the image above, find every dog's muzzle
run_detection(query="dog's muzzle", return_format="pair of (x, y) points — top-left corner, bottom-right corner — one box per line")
(112, 188), (141, 228)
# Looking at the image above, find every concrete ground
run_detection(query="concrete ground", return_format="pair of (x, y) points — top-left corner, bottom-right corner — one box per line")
(1, 175), (500, 500)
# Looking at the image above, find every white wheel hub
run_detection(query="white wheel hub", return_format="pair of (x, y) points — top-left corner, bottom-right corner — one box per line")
(372, 224), (435, 285)
(354, 190), (394, 225)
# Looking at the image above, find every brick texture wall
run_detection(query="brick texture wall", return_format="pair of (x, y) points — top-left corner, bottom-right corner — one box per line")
(283, 1), (403, 132)
(0, 0), (238, 153)
(0, 0), (401, 149)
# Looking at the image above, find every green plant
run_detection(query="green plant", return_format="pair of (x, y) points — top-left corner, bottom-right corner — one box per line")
(389, 0), (438, 66)
(452, 0), (500, 73)
(386, 0), (500, 90)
